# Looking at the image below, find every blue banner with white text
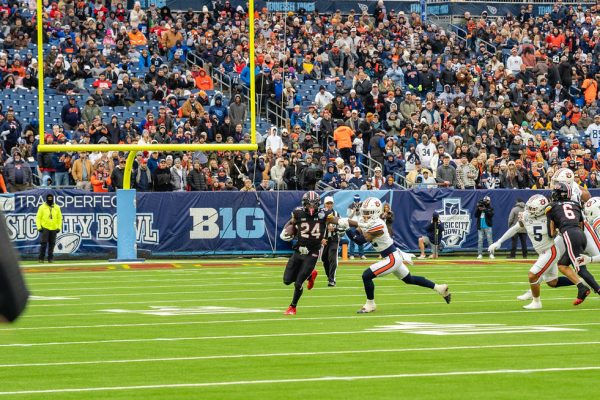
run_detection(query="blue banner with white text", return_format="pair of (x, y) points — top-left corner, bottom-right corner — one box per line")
(3, 189), (600, 257)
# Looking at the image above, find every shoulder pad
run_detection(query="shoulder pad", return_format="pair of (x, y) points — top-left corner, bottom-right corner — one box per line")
(545, 205), (552, 214)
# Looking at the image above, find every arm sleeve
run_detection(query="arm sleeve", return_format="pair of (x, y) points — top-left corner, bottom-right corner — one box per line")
(346, 228), (368, 245)
(494, 223), (521, 246)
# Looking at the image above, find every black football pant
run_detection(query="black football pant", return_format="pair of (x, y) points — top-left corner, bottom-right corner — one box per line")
(321, 239), (339, 283)
(39, 229), (58, 262)
(283, 252), (319, 307)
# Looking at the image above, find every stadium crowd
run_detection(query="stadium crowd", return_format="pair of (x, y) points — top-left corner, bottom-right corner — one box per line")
(1, 0), (600, 193)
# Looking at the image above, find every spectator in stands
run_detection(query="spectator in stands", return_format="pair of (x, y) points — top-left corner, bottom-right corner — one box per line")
(91, 162), (111, 193)
(152, 159), (172, 192)
(4, 149), (32, 192)
(71, 152), (92, 191)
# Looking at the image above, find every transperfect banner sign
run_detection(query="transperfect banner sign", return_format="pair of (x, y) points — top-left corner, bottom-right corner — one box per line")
(5, 189), (597, 257)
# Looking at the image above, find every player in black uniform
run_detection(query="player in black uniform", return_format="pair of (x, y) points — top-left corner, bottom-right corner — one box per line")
(547, 182), (600, 305)
(321, 196), (341, 287)
(280, 191), (326, 315)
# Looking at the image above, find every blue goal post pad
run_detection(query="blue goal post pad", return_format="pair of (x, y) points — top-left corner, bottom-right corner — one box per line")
(0, 212), (29, 322)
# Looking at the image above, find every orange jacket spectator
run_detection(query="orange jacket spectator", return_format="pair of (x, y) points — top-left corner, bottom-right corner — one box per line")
(0, 173), (6, 193)
(128, 28), (147, 46)
(582, 78), (598, 106)
(333, 125), (354, 150)
(91, 167), (112, 193)
(194, 68), (214, 90)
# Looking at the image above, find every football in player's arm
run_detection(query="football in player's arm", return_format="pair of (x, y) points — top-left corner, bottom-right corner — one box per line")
(279, 191), (325, 315)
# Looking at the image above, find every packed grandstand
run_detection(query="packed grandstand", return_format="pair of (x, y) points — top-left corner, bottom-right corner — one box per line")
(0, 0), (599, 193)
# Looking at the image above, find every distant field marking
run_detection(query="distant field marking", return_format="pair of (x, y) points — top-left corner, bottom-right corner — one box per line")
(29, 280), (529, 294)
(0, 366), (598, 395)
(25, 289), (534, 308)
(3, 310), (600, 343)
(2, 341), (600, 369)
(17, 296), (597, 324)
(26, 274), (528, 287)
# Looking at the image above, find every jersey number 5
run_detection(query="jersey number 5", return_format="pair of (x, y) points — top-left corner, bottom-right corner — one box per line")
(300, 222), (321, 239)
(563, 204), (576, 220)
(532, 226), (543, 242)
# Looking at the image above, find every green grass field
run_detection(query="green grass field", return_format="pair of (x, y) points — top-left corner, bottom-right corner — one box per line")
(2, 258), (600, 399)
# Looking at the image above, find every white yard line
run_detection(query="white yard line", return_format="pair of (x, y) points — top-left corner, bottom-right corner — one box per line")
(0, 366), (597, 395)
(26, 274), (527, 287)
(25, 289), (530, 308)
(28, 281), (529, 297)
(16, 296), (598, 325)
(3, 308), (600, 343)
(1, 341), (599, 369)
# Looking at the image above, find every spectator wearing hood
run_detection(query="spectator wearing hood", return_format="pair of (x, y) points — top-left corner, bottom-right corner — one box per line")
(208, 94), (228, 125)
(384, 152), (402, 176)
(60, 97), (81, 130)
(4, 149), (32, 192)
(152, 158), (173, 191)
(194, 68), (214, 90)
(82, 97), (102, 125)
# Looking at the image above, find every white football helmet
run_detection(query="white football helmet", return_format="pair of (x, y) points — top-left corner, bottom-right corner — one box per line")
(360, 197), (383, 221)
(552, 168), (575, 186)
(525, 194), (549, 217)
(584, 197), (600, 223)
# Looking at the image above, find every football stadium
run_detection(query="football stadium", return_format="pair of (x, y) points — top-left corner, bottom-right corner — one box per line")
(2, 0), (600, 398)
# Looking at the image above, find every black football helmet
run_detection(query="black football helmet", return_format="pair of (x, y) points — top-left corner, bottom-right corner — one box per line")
(551, 182), (571, 202)
(302, 191), (320, 215)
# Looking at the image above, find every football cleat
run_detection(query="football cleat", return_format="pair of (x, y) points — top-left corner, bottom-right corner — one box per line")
(523, 301), (542, 310)
(435, 284), (451, 304)
(517, 290), (533, 301)
(328, 280), (336, 287)
(357, 304), (376, 314)
(284, 306), (296, 315)
(574, 286), (591, 306)
(417, 254), (427, 259)
(360, 255), (367, 260)
(349, 256), (355, 260)
(477, 254), (482, 259)
(489, 254), (495, 259)
(307, 269), (318, 290)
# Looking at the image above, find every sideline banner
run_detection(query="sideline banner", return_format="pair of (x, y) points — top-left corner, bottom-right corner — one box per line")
(3, 189), (599, 256)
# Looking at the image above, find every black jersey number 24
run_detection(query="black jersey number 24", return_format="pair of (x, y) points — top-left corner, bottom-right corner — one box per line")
(300, 222), (321, 239)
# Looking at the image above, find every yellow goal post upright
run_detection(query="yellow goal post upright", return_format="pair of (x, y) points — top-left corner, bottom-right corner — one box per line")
(35, 0), (258, 261)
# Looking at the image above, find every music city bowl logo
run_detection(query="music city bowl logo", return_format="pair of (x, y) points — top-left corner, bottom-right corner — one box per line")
(435, 198), (471, 248)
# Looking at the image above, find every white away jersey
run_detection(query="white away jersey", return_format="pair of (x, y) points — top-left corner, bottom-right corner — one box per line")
(522, 210), (553, 254)
(358, 217), (394, 253)
(571, 182), (582, 203)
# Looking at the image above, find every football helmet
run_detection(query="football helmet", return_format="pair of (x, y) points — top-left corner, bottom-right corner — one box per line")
(584, 197), (600, 223)
(525, 194), (549, 217)
(360, 197), (383, 221)
(551, 182), (571, 202)
(552, 168), (575, 186)
(302, 191), (320, 215)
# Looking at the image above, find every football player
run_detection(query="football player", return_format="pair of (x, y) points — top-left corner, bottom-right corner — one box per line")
(488, 195), (580, 309)
(551, 168), (591, 204)
(320, 196), (341, 287)
(547, 182), (600, 305)
(576, 197), (600, 274)
(330, 197), (450, 313)
(279, 191), (326, 315)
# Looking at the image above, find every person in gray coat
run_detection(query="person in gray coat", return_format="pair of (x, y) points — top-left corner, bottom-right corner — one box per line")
(508, 198), (527, 259)
(170, 158), (187, 191)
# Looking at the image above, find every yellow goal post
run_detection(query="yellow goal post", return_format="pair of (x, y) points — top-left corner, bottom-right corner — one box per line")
(35, 0), (258, 190)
